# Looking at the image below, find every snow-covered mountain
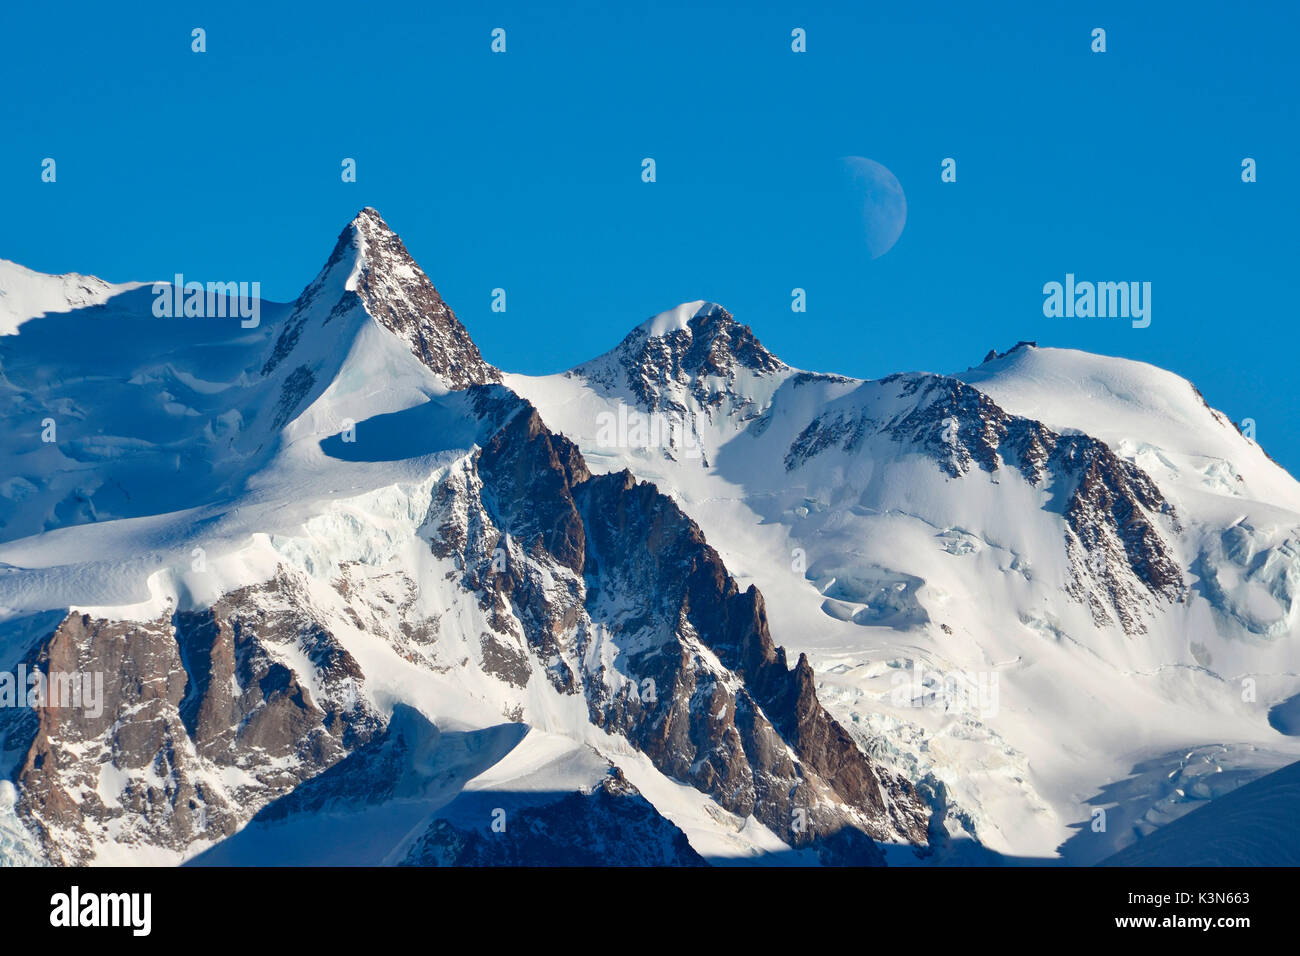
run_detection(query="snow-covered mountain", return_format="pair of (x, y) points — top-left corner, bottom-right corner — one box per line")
(0, 210), (923, 866)
(505, 302), (1300, 863)
(1, 212), (1296, 866)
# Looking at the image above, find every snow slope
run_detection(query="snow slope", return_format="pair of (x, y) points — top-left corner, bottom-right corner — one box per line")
(1102, 757), (1300, 866)
(959, 344), (1300, 514)
(0, 259), (145, 337)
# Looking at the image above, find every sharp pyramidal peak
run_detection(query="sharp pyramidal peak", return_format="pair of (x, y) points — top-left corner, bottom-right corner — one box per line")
(264, 207), (499, 389)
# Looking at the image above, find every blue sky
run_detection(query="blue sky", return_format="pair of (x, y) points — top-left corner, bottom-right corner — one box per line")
(3, 1), (1298, 474)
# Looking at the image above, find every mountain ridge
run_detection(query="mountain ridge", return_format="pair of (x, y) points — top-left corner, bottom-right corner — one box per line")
(0, 209), (927, 866)
(3, 208), (1298, 866)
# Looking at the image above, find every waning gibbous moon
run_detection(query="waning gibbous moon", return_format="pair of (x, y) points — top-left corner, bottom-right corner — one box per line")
(841, 156), (907, 259)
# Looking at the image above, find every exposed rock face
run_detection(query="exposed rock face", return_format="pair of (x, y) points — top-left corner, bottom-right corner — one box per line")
(401, 767), (707, 867)
(6, 614), (216, 866)
(575, 472), (923, 850)
(563, 303), (789, 466)
(1057, 439), (1186, 632)
(423, 386), (928, 861)
(344, 208), (500, 389)
(979, 341), (1037, 365)
(1, 574), (383, 864)
(263, 207), (499, 389)
(785, 373), (1185, 633)
(576, 303), (786, 416)
(271, 364), (317, 430)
